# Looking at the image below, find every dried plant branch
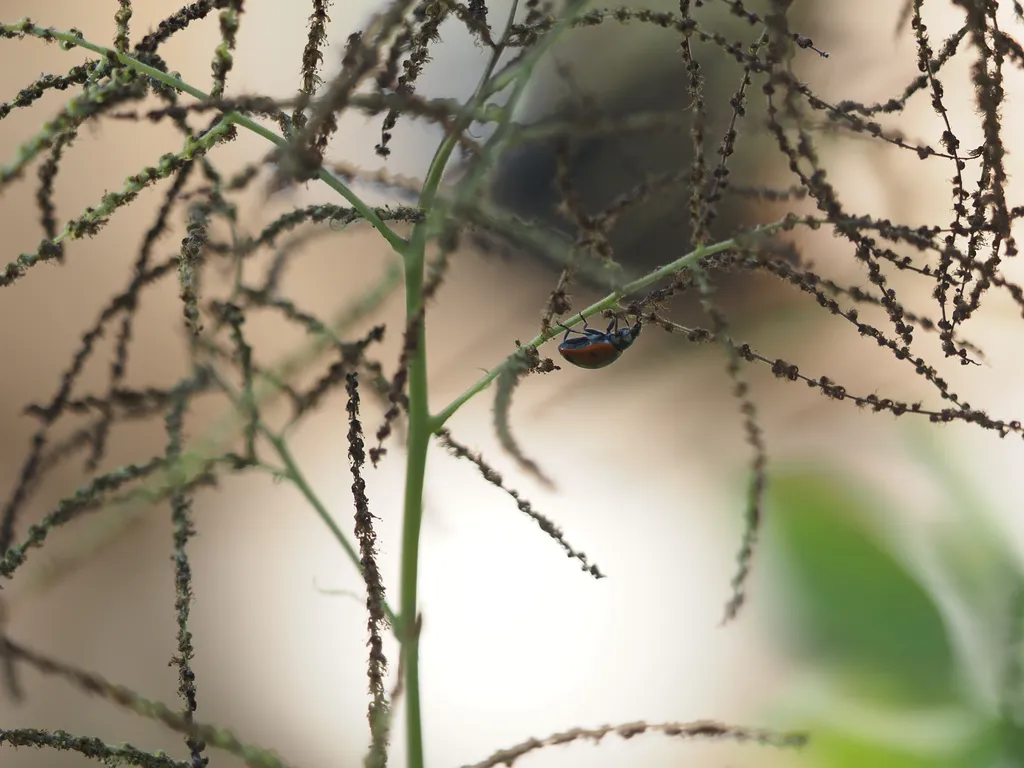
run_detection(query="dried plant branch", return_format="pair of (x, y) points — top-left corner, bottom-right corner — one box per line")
(462, 719), (807, 768)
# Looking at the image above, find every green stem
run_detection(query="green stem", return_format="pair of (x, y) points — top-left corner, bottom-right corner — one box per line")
(395, 4), (531, 764)
(398, 239), (430, 768)
(3, 21), (407, 253)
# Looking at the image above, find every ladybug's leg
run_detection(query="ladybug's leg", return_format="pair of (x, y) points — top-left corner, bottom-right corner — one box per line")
(558, 312), (590, 341)
(558, 319), (583, 341)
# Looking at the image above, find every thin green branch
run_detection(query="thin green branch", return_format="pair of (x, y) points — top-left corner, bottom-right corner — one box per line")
(0, 19), (407, 253)
(2, 637), (296, 768)
(431, 217), (803, 429)
(11, 259), (403, 608)
(263, 427), (399, 628)
(203, 366), (400, 628)
(0, 727), (191, 768)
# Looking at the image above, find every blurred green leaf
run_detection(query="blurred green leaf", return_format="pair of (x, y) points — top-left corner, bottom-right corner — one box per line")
(769, 470), (958, 705)
(907, 428), (1024, 709)
(909, 429), (1015, 617)
(805, 721), (997, 768)
(994, 716), (1024, 762)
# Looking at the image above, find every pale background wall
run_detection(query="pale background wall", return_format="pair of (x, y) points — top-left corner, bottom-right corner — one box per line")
(0, 2), (1020, 767)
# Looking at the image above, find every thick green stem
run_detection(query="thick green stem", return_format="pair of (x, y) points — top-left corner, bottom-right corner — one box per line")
(394, 5), (590, 763)
(398, 240), (430, 768)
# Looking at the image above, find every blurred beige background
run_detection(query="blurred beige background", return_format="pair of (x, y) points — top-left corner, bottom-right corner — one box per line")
(0, 1), (1022, 767)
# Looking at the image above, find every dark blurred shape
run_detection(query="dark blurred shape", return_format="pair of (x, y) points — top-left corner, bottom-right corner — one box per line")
(485, 2), (812, 325)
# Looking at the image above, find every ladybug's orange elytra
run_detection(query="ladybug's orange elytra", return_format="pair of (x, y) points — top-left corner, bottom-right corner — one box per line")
(557, 313), (642, 369)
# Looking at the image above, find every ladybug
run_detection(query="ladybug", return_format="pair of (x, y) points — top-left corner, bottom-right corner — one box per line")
(557, 312), (642, 369)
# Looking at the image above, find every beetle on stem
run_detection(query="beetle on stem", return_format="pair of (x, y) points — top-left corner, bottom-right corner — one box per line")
(557, 312), (642, 369)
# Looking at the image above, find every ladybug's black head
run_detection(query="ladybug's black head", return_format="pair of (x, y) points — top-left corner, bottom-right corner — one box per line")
(610, 320), (641, 351)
